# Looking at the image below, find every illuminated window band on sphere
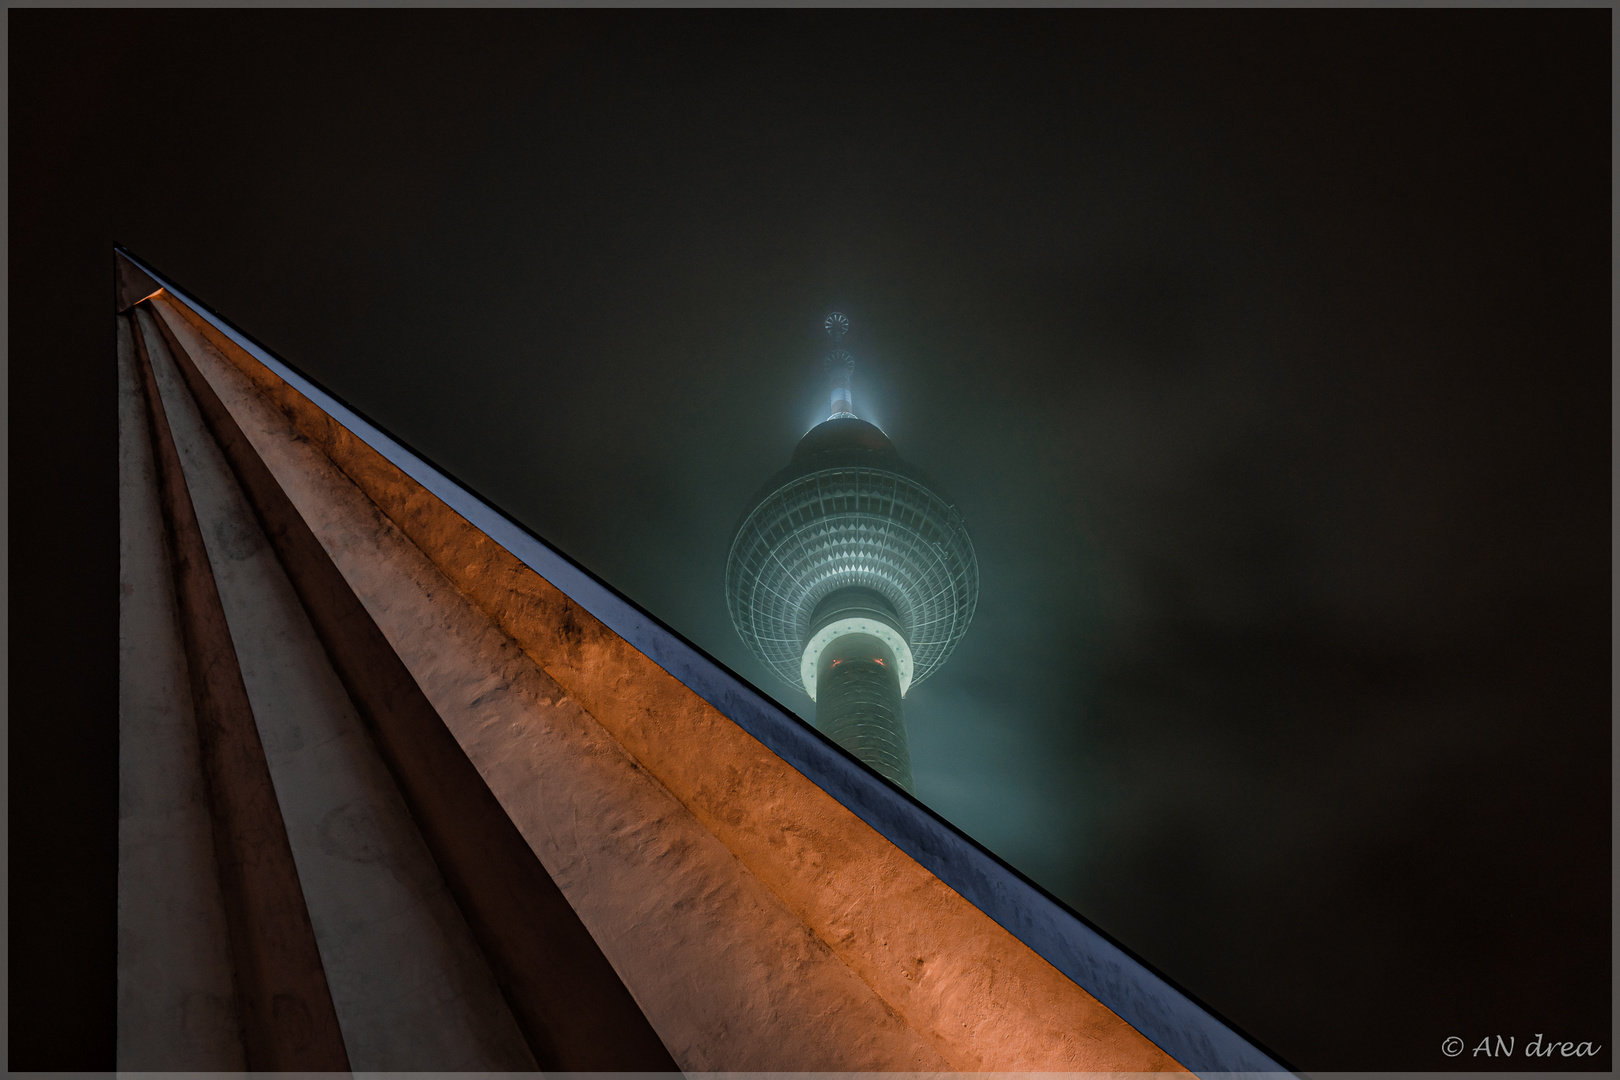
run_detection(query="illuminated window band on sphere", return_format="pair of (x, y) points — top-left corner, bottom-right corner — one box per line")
(725, 313), (979, 792)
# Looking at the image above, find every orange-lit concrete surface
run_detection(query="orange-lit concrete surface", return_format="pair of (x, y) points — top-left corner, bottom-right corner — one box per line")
(142, 288), (1187, 1074)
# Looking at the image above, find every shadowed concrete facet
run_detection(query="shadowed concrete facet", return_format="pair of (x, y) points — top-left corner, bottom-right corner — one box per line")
(121, 292), (678, 1070)
(144, 300), (675, 1071)
(116, 312), (245, 1071)
(138, 308), (538, 1071)
(130, 311), (351, 1072)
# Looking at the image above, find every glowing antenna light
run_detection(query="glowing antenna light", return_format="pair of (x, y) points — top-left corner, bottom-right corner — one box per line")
(825, 312), (857, 420)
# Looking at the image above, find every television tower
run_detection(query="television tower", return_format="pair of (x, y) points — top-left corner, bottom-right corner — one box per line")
(725, 314), (978, 792)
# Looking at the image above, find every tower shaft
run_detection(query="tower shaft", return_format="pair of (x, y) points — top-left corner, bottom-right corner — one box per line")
(802, 586), (915, 791)
(815, 633), (912, 792)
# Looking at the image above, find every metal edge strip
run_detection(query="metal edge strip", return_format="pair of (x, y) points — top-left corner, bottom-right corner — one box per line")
(116, 247), (1293, 1078)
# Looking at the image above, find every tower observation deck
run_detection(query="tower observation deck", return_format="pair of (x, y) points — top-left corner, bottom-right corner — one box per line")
(726, 314), (979, 791)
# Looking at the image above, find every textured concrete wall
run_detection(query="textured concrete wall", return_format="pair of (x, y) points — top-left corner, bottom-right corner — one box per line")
(158, 299), (946, 1071)
(155, 293), (1187, 1073)
(142, 307), (667, 1075)
(138, 308), (535, 1072)
(116, 313), (245, 1071)
(130, 305), (350, 1071)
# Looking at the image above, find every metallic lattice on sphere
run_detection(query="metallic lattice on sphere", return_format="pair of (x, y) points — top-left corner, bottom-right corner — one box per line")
(725, 418), (979, 695)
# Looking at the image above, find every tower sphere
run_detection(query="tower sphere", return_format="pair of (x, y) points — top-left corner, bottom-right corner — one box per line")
(725, 400), (978, 701)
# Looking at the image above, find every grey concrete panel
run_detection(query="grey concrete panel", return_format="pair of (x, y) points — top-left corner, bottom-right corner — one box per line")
(137, 308), (536, 1072)
(130, 312), (349, 1072)
(147, 308), (675, 1071)
(116, 313), (246, 1071)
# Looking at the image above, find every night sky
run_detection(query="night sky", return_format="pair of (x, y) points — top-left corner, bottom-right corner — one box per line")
(12, 10), (1610, 1071)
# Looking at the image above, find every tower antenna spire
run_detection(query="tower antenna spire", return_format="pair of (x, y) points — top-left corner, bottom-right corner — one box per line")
(823, 312), (856, 420)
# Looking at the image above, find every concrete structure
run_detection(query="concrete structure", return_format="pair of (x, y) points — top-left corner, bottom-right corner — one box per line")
(116, 249), (1288, 1074)
(726, 315), (978, 791)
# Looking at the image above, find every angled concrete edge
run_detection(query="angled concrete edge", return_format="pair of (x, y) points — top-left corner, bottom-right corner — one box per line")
(114, 246), (1294, 1077)
(115, 248), (162, 312)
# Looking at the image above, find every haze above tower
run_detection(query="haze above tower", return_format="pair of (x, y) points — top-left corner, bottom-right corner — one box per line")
(725, 314), (978, 791)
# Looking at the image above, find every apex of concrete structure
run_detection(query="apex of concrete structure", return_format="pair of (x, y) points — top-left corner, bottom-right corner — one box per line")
(115, 247), (162, 313)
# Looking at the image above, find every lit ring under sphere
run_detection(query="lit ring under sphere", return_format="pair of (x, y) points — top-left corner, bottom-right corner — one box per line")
(726, 418), (979, 696)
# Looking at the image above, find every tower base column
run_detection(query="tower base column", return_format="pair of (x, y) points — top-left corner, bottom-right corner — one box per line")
(815, 632), (913, 792)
